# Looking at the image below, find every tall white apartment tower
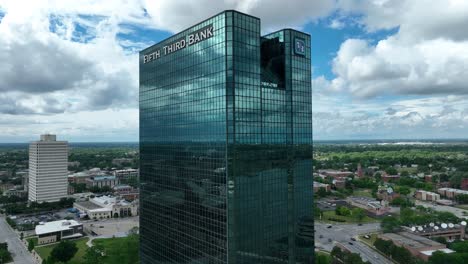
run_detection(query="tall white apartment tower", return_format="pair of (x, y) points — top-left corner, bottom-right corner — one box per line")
(28, 134), (68, 203)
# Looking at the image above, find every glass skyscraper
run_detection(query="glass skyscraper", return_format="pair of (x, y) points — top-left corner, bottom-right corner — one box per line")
(139, 10), (313, 264)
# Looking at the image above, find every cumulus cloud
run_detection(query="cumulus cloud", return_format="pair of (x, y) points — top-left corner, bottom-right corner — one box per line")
(330, 0), (468, 99)
(0, 0), (142, 115)
(142, 0), (335, 32)
(313, 95), (468, 140)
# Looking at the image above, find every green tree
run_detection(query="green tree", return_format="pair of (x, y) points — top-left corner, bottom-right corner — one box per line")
(429, 251), (449, 264)
(0, 248), (12, 264)
(83, 245), (104, 264)
(335, 206), (350, 216)
(330, 246), (343, 260)
(374, 172), (382, 182)
(50, 240), (78, 263)
(381, 216), (401, 233)
(27, 239), (35, 252)
(385, 167), (398, 175)
(451, 240), (468, 253)
(352, 208), (366, 222)
(315, 254), (331, 264)
(396, 186), (411, 196)
(0, 243), (12, 264)
(434, 237), (447, 245)
(42, 257), (55, 264)
(317, 187), (328, 197)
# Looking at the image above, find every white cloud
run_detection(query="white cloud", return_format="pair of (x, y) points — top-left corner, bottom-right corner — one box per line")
(0, 108), (138, 142)
(142, 0), (335, 32)
(0, 0), (330, 141)
(0, 0), (140, 115)
(330, 0), (468, 99)
(312, 90), (468, 140)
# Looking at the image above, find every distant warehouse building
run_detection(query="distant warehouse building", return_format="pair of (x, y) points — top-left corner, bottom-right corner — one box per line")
(415, 190), (440, 201)
(35, 220), (83, 245)
(437, 188), (468, 199)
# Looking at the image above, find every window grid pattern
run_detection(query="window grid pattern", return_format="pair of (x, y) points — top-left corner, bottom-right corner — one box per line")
(140, 11), (312, 264)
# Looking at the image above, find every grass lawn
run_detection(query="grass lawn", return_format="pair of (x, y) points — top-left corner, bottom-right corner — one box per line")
(35, 237), (89, 264)
(353, 189), (374, 198)
(315, 251), (332, 263)
(397, 167), (417, 174)
(321, 210), (380, 223)
(358, 233), (379, 248)
(92, 235), (139, 264)
(454, 204), (468, 210)
(26, 237), (38, 246)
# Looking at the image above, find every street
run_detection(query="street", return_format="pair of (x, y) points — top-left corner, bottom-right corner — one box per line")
(315, 222), (392, 264)
(0, 216), (35, 264)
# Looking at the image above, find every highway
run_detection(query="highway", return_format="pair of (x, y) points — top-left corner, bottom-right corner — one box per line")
(315, 222), (392, 264)
(0, 216), (35, 264)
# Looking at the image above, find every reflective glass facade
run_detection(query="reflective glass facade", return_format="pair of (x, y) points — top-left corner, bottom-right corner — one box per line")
(140, 10), (312, 264)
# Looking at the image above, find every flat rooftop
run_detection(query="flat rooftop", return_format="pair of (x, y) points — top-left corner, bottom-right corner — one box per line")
(35, 220), (81, 235)
(381, 232), (444, 249)
(420, 248), (455, 256)
(75, 201), (102, 210)
(92, 176), (116, 181)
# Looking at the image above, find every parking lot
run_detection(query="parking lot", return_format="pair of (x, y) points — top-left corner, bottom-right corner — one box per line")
(316, 199), (348, 211)
(83, 216), (139, 237)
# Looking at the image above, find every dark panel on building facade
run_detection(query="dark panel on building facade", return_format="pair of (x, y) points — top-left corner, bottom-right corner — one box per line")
(140, 10), (312, 264)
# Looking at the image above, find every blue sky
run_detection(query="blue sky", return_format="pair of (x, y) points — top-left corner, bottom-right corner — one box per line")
(0, 0), (467, 142)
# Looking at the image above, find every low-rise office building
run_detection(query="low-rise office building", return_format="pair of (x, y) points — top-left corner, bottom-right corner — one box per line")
(113, 169), (139, 180)
(313, 181), (331, 192)
(377, 185), (400, 202)
(86, 176), (119, 189)
(74, 195), (138, 219)
(379, 232), (454, 261)
(3, 187), (27, 197)
(404, 222), (467, 241)
(68, 172), (91, 184)
(382, 174), (400, 183)
(113, 184), (139, 201)
(347, 196), (390, 216)
(35, 220), (83, 245)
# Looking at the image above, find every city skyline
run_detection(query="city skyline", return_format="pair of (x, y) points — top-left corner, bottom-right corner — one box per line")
(1, 0), (468, 142)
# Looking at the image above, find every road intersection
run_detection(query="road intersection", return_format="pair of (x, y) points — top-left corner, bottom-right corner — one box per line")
(315, 222), (392, 264)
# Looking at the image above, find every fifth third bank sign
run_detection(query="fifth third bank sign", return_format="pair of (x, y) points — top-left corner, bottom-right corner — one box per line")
(143, 25), (214, 63)
(139, 10), (312, 264)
